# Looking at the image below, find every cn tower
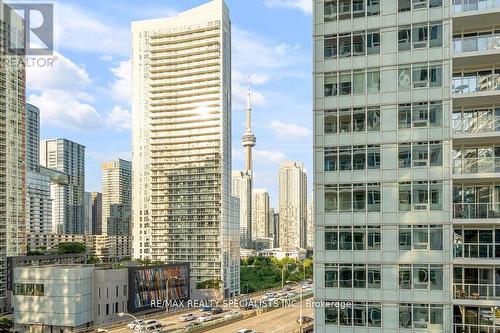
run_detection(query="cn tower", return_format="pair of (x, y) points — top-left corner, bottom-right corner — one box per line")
(242, 79), (256, 173)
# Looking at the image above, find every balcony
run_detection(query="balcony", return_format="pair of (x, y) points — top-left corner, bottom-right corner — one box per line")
(454, 33), (500, 54)
(453, 203), (500, 219)
(453, 110), (500, 139)
(452, 70), (500, 106)
(453, 157), (500, 175)
(453, 0), (500, 13)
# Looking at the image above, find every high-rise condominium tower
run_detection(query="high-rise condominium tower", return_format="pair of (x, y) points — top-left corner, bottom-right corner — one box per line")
(40, 139), (85, 234)
(102, 159), (131, 236)
(0, 2), (26, 312)
(313, 0), (500, 331)
(252, 188), (270, 239)
(232, 171), (252, 247)
(25, 104), (52, 234)
(279, 161), (307, 250)
(131, 0), (239, 296)
(91, 192), (102, 235)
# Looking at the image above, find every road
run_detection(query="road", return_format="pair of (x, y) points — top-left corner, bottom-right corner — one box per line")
(203, 300), (313, 333)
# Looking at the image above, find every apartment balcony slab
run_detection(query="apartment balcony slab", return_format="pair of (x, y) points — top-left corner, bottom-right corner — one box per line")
(453, 10), (500, 30)
(453, 91), (500, 108)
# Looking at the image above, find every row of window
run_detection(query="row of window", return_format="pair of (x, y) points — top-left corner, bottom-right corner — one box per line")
(399, 101), (443, 128)
(324, 30), (380, 58)
(324, 69), (380, 96)
(14, 283), (44, 296)
(323, 225), (443, 251)
(399, 304), (444, 329)
(324, 145), (381, 171)
(399, 181), (443, 211)
(323, 63), (443, 97)
(325, 264), (381, 288)
(324, 107), (380, 133)
(399, 225), (444, 250)
(324, 0), (380, 22)
(325, 226), (381, 250)
(325, 183), (381, 212)
(454, 228), (500, 259)
(325, 302), (382, 327)
(323, 0), (444, 23)
(398, 141), (443, 168)
(398, 22), (443, 51)
(399, 264), (444, 290)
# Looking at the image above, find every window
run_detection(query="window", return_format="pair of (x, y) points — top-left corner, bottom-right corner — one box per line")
(399, 26), (411, 50)
(367, 30), (380, 54)
(399, 225), (443, 250)
(399, 265), (443, 290)
(14, 283), (44, 296)
(400, 304), (443, 329)
(324, 0), (337, 22)
(325, 183), (381, 212)
(326, 264), (381, 289)
(453, 227), (500, 259)
(399, 181), (443, 211)
(323, 107), (380, 134)
(325, 68), (381, 97)
(399, 63), (443, 89)
(398, 142), (443, 168)
(325, 226), (382, 250)
(325, 265), (338, 287)
(399, 0), (443, 11)
(430, 22), (443, 47)
(324, 36), (337, 58)
(399, 101), (443, 128)
(324, 145), (380, 172)
(327, 303), (382, 327)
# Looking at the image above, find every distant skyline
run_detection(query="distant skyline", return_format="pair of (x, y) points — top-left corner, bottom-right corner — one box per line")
(26, 0), (312, 207)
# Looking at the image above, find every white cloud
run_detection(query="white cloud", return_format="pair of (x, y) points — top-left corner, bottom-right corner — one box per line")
(28, 90), (103, 132)
(107, 106), (132, 131)
(269, 120), (311, 139)
(263, 0), (313, 13)
(109, 60), (131, 103)
(254, 149), (287, 163)
(54, 3), (130, 56)
(27, 52), (91, 91)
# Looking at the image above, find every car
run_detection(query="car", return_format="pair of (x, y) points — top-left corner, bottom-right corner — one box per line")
(239, 299), (254, 310)
(265, 292), (275, 297)
(287, 292), (296, 297)
(185, 322), (202, 329)
(141, 321), (162, 333)
(296, 316), (313, 324)
(199, 305), (213, 312)
(236, 329), (256, 333)
(179, 313), (197, 322)
(197, 315), (213, 322)
(224, 311), (241, 319)
(211, 307), (223, 314)
(127, 320), (145, 330)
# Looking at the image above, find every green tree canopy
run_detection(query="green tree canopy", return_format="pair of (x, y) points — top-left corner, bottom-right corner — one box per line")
(57, 242), (86, 254)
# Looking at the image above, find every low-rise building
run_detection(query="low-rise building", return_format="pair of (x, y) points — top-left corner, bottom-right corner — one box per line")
(257, 248), (307, 261)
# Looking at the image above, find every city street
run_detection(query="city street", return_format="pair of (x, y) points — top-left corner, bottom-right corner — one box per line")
(203, 300), (313, 333)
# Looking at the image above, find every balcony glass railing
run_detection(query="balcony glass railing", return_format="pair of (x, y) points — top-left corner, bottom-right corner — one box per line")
(453, 202), (500, 218)
(453, 34), (500, 53)
(454, 283), (499, 300)
(453, 0), (500, 12)
(452, 71), (500, 94)
(453, 157), (500, 174)
(453, 113), (500, 133)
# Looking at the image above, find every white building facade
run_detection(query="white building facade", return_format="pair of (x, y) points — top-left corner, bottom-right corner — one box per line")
(313, 0), (500, 332)
(279, 161), (308, 250)
(252, 188), (270, 239)
(131, 0), (239, 297)
(232, 171), (252, 247)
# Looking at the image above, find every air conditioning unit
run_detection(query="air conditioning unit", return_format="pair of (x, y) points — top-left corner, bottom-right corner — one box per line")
(413, 159), (428, 167)
(413, 204), (428, 211)
(413, 119), (428, 127)
(413, 79), (427, 88)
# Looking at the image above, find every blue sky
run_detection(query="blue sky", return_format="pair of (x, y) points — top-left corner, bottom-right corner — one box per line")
(26, 0), (312, 207)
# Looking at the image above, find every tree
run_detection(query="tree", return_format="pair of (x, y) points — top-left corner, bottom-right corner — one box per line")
(57, 242), (86, 254)
(196, 279), (222, 289)
(0, 317), (13, 332)
(86, 255), (101, 265)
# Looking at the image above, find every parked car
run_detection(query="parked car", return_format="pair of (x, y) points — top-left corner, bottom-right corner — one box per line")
(127, 320), (145, 330)
(224, 311), (241, 319)
(197, 315), (213, 322)
(296, 316), (313, 324)
(199, 305), (213, 312)
(179, 313), (197, 322)
(236, 329), (256, 333)
(211, 307), (223, 315)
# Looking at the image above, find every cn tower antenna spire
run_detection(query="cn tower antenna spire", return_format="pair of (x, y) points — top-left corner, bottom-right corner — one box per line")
(242, 76), (256, 174)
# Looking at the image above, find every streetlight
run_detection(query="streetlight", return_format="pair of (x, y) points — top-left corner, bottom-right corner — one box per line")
(166, 276), (181, 313)
(118, 312), (142, 333)
(286, 280), (303, 333)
